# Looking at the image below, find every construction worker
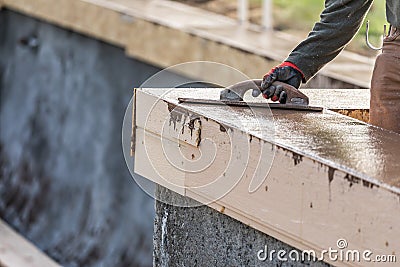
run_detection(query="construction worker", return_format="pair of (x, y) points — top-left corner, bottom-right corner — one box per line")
(260, 1), (400, 133)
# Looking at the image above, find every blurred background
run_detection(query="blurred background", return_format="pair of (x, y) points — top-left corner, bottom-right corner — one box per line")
(0, 0), (385, 266)
(179, 0), (386, 55)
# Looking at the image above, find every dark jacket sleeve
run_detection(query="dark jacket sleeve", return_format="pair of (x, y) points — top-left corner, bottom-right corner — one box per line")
(286, 0), (374, 82)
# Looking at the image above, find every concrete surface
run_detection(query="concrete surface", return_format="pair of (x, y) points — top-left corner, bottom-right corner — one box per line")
(136, 87), (400, 188)
(154, 186), (331, 267)
(136, 87), (400, 267)
(0, 10), (191, 267)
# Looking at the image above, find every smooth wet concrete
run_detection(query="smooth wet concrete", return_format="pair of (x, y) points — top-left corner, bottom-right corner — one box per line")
(154, 185), (331, 267)
(141, 87), (400, 190)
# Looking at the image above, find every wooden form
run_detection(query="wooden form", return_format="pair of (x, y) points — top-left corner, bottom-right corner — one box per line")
(0, 220), (60, 267)
(1, 0), (374, 87)
(302, 89), (370, 122)
(133, 87), (399, 267)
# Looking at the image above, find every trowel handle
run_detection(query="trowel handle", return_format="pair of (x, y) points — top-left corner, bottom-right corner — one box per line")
(220, 79), (309, 105)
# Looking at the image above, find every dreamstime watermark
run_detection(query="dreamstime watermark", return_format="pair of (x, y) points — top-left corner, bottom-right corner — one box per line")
(257, 238), (396, 263)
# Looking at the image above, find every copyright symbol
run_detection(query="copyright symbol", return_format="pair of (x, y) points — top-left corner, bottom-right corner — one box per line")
(337, 238), (348, 249)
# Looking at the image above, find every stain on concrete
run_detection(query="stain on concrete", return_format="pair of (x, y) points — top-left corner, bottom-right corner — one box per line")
(328, 167), (335, 183)
(168, 104), (186, 131)
(344, 174), (360, 188)
(328, 167), (335, 201)
(292, 152), (303, 166)
(362, 179), (378, 189)
(188, 116), (197, 137)
(219, 124), (227, 132)
(167, 102), (177, 113)
(195, 119), (202, 146)
(167, 104), (202, 146)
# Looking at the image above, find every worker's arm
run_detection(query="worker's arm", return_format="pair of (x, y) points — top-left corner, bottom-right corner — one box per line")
(287, 0), (373, 80)
(260, 0), (374, 102)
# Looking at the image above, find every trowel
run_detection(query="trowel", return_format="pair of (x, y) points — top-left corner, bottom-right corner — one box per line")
(178, 79), (323, 112)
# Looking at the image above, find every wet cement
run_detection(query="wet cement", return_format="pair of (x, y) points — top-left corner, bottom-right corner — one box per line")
(142, 87), (400, 190)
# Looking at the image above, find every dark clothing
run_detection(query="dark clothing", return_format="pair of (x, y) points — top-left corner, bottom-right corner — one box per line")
(370, 26), (400, 133)
(387, 1), (400, 27)
(286, 0), (399, 81)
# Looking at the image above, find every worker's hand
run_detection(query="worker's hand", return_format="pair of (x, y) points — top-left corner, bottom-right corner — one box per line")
(255, 62), (304, 103)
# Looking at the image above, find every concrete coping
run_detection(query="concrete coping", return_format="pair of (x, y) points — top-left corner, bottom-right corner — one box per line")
(133, 87), (399, 266)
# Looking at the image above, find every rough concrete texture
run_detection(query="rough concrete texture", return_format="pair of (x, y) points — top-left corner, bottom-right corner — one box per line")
(0, 9), (180, 267)
(154, 186), (332, 267)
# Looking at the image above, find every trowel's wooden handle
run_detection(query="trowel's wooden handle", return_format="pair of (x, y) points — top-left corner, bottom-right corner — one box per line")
(220, 79), (309, 105)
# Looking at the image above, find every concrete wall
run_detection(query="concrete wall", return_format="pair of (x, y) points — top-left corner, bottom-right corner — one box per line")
(154, 186), (332, 267)
(0, 9), (186, 267)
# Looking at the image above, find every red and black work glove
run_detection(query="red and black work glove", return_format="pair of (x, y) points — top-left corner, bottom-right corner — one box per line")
(254, 62), (304, 103)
